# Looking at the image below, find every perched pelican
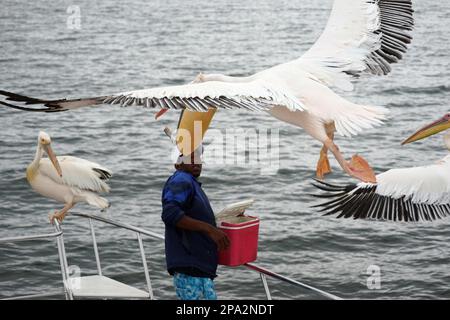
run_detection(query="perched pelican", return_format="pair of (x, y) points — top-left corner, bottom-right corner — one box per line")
(27, 131), (112, 223)
(312, 113), (450, 222)
(0, 0), (414, 183)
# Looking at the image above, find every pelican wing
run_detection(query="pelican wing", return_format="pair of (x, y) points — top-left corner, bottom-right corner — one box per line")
(312, 156), (450, 222)
(293, 0), (414, 91)
(0, 80), (305, 113)
(39, 156), (112, 193)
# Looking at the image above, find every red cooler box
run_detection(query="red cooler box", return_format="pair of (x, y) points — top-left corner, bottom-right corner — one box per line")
(218, 216), (259, 267)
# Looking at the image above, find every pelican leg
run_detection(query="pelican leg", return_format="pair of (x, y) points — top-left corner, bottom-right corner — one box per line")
(325, 139), (376, 183)
(316, 146), (331, 179)
(50, 203), (74, 224)
(316, 123), (335, 179)
(348, 154), (377, 183)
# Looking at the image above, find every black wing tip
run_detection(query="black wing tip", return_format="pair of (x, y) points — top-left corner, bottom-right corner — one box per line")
(0, 90), (106, 112)
(311, 178), (359, 193)
(0, 100), (65, 113)
(93, 168), (112, 180)
(314, 178), (450, 223)
(361, 0), (415, 76)
(0, 89), (68, 112)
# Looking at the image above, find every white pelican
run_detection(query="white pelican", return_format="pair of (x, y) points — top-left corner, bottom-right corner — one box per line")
(27, 131), (112, 223)
(0, 0), (414, 183)
(312, 113), (450, 222)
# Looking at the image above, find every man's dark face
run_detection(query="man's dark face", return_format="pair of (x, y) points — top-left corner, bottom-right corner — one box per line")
(175, 153), (202, 178)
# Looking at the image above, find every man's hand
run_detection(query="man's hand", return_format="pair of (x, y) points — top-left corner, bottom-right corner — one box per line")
(206, 226), (230, 251)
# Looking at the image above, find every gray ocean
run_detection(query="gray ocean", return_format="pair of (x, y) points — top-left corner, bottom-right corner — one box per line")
(1, 0), (449, 300)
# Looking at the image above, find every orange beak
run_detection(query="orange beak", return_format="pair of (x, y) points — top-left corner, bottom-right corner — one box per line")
(155, 108), (169, 120)
(402, 114), (450, 145)
(44, 144), (63, 177)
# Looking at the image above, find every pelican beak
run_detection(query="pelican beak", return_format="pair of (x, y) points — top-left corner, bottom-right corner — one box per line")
(155, 108), (169, 120)
(44, 144), (63, 177)
(402, 114), (450, 145)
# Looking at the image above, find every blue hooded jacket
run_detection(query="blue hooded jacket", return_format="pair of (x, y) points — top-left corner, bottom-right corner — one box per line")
(161, 170), (218, 278)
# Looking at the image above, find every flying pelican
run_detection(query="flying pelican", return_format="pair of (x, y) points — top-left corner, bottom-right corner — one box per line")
(312, 113), (450, 222)
(0, 0), (414, 183)
(27, 131), (112, 223)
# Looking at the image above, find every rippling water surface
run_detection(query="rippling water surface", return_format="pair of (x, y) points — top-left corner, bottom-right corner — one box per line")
(1, 0), (450, 299)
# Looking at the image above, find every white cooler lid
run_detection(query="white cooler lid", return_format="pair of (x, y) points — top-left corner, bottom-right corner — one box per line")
(215, 199), (255, 223)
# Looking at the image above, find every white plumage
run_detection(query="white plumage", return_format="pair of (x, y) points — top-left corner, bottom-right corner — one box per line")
(27, 132), (112, 222)
(0, 0), (414, 182)
(313, 118), (450, 222)
(372, 156), (450, 205)
(313, 157), (450, 222)
(297, 0), (390, 90)
(119, 79), (306, 112)
(38, 156), (111, 194)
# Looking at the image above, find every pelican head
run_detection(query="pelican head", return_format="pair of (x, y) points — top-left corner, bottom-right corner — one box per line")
(402, 113), (450, 146)
(38, 131), (52, 145)
(38, 131), (62, 177)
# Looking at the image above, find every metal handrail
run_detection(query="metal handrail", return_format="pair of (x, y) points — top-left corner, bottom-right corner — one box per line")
(0, 231), (62, 244)
(0, 228), (68, 300)
(1, 291), (65, 300)
(0, 212), (342, 300)
(70, 212), (342, 300)
(53, 220), (72, 300)
(244, 263), (342, 300)
(56, 214), (153, 300)
(72, 212), (164, 240)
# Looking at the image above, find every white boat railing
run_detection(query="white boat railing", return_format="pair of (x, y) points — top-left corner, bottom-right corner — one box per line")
(0, 228), (68, 300)
(0, 212), (342, 300)
(72, 212), (342, 300)
(57, 214), (154, 300)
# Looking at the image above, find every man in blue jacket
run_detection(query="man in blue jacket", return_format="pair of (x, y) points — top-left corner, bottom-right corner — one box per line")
(161, 148), (230, 300)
